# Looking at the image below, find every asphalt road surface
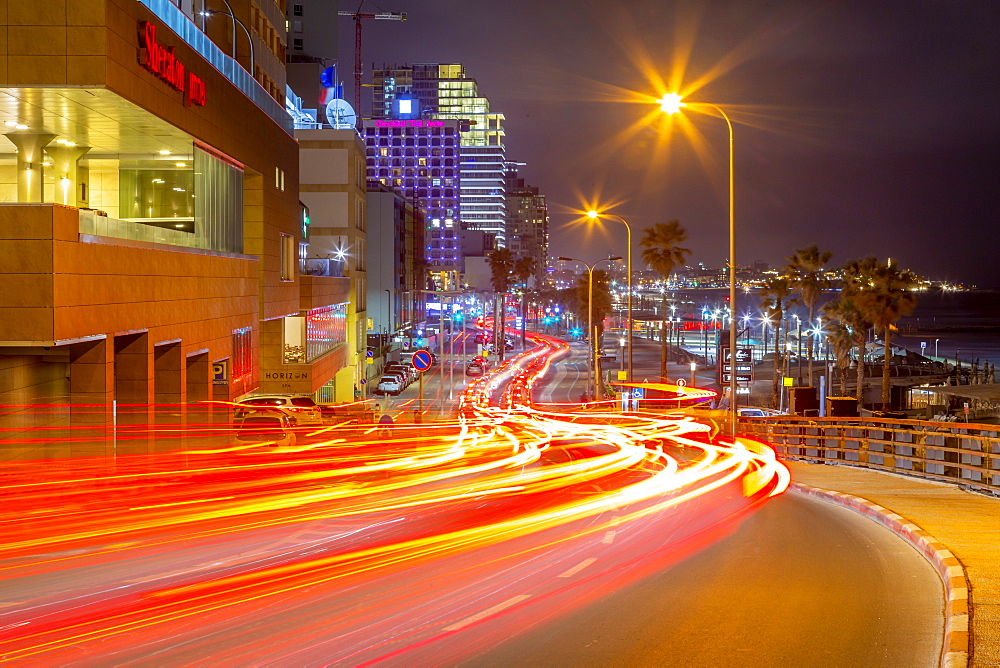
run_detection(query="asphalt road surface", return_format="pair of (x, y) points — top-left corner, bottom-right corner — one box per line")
(463, 491), (943, 667)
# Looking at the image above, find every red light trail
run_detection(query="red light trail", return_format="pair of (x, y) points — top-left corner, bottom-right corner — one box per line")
(0, 331), (788, 663)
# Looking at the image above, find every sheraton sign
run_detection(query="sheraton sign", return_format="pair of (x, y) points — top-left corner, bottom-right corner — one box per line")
(138, 21), (207, 107)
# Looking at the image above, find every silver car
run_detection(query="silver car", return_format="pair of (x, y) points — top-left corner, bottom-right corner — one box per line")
(235, 395), (325, 425)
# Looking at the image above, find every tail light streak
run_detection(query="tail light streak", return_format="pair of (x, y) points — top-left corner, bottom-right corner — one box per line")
(0, 331), (789, 661)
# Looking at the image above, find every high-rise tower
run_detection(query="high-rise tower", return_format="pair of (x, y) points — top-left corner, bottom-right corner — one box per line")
(373, 63), (507, 248)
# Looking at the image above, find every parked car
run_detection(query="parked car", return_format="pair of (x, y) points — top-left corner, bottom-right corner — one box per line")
(383, 365), (412, 386)
(374, 375), (403, 395)
(235, 395), (324, 425)
(737, 407), (785, 418)
(386, 362), (417, 382)
(234, 411), (297, 447)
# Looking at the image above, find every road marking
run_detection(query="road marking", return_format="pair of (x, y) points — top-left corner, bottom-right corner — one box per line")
(602, 530), (616, 544)
(443, 595), (531, 631)
(558, 557), (596, 578)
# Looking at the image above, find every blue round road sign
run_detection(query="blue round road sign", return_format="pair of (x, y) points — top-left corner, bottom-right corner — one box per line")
(411, 350), (433, 372)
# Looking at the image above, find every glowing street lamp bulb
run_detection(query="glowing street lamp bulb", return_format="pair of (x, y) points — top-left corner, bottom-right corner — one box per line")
(586, 210), (599, 219)
(658, 93), (685, 115)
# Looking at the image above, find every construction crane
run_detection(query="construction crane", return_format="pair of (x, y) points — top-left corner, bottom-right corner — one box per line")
(338, 4), (407, 121)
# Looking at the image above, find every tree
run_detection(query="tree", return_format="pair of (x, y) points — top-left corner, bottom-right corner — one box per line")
(512, 257), (536, 287)
(575, 269), (614, 342)
(822, 296), (869, 398)
(784, 245), (832, 387)
(842, 257), (919, 408)
(758, 276), (795, 409)
(511, 257), (537, 345)
(487, 248), (515, 295)
(640, 220), (690, 381)
(487, 249), (516, 361)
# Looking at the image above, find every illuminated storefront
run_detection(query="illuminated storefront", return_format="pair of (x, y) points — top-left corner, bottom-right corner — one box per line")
(0, 0), (303, 457)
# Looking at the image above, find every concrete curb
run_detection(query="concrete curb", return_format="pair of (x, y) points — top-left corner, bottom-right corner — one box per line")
(791, 483), (970, 668)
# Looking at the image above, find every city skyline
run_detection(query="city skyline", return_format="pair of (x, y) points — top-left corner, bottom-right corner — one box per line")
(340, 0), (999, 288)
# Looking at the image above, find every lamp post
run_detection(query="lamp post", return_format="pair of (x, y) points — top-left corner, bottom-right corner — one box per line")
(658, 92), (738, 437)
(795, 314), (802, 384)
(384, 288), (393, 347)
(586, 211), (632, 383)
(559, 256), (621, 401)
(201, 2), (255, 75)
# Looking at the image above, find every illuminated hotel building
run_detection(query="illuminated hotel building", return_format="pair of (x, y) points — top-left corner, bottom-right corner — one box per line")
(0, 1), (361, 457)
(362, 118), (462, 286)
(372, 64), (507, 250)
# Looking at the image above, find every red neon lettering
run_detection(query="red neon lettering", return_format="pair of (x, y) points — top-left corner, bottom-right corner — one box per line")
(185, 71), (207, 107)
(138, 21), (205, 106)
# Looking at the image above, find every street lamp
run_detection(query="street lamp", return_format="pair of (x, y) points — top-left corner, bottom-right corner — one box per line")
(200, 1), (255, 75)
(659, 93), (737, 436)
(586, 211), (633, 384)
(559, 255), (622, 401)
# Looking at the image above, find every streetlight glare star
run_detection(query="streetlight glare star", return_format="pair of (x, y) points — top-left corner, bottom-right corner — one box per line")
(658, 93), (685, 114)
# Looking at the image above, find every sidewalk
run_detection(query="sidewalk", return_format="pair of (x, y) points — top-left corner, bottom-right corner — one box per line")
(786, 462), (998, 667)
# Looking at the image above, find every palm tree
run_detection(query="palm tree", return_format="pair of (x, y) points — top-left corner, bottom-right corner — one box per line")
(512, 257), (537, 345)
(822, 296), (869, 399)
(487, 248), (515, 361)
(822, 318), (854, 395)
(640, 220), (690, 381)
(487, 248), (515, 295)
(784, 245), (832, 386)
(512, 256), (536, 287)
(574, 269), (614, 343)
(843, 257), (919, 408)
(758, 276), (795, 409)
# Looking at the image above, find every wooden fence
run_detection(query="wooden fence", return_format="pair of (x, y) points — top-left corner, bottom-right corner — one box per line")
(740, 416), (1000, 495)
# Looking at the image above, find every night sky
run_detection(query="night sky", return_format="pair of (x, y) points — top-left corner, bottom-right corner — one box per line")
(340, 0), (1000, 288)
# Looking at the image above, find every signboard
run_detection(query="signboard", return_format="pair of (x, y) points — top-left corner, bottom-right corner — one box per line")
(138, 21), (206, 107)
(718, 346), (754, 384)
(212, 359), (228, 386)
(411, 350), (433, 372)
(373, 120), (446, 128)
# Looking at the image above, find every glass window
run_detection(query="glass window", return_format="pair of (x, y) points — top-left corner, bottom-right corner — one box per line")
(282, 316), (306, 363)
(306, 303), (348, 360)
(232, 327), (253, 383)
(115, 144), (243, 253)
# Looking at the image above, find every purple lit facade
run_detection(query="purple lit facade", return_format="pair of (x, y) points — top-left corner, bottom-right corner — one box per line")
(362, 119), (463, 272)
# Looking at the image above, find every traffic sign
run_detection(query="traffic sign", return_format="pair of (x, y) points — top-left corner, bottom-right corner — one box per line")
(676, 378), (687, 387)
(365, 350), (374, 358)
(719, 345), (754, 384)
(631, 387), (645, 399)
(411, 349), (433, 372)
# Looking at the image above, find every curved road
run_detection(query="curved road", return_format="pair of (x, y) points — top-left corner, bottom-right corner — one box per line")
(463, 487), (943, 667)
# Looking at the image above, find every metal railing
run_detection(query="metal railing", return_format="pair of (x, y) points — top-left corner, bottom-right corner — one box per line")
(741, 416), (1000, 495)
